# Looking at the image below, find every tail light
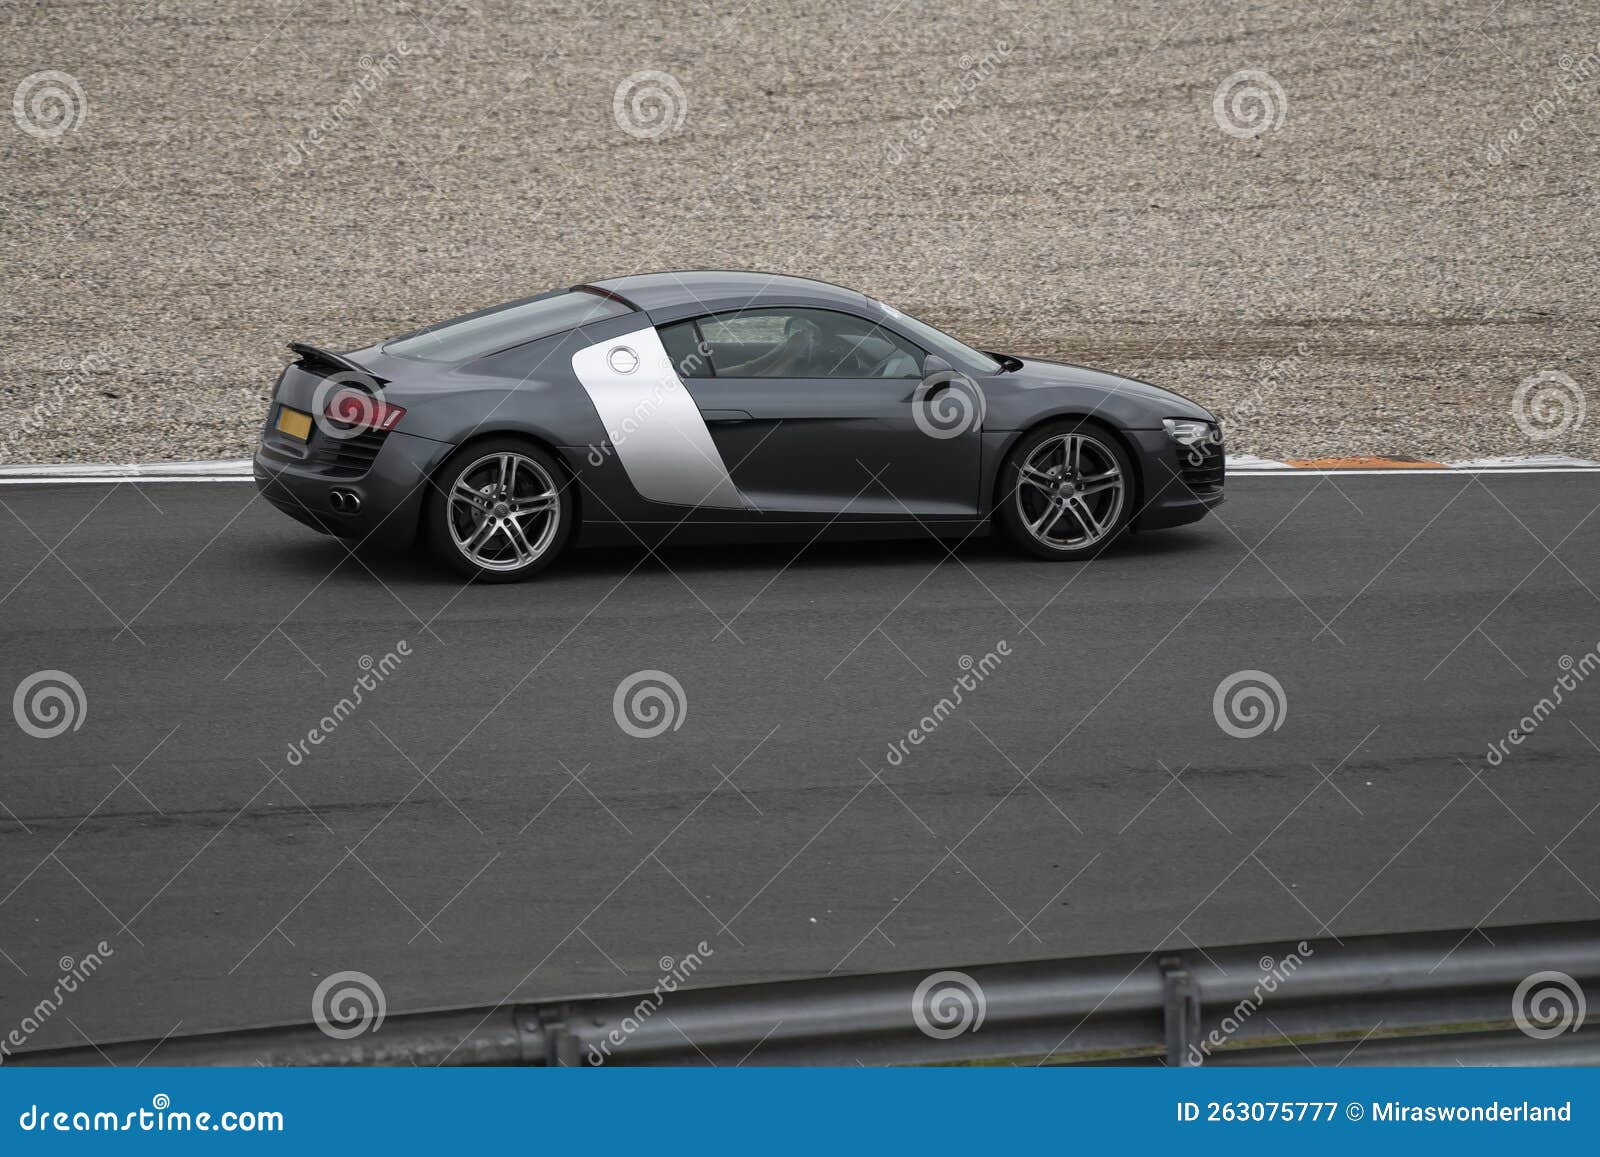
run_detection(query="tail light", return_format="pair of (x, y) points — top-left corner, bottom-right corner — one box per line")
(325, 388), (406, 432)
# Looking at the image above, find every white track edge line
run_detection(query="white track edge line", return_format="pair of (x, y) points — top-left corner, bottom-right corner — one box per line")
(1, 456), (1597, 485)
(0, 475), (255, 485)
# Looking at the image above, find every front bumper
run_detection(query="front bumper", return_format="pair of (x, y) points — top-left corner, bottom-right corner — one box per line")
(1129, 428), (1226, 531)
(253, 427), (453, 548)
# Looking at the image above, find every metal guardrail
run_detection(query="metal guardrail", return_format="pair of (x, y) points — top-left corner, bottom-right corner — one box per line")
(15, 920), (1598, 1067)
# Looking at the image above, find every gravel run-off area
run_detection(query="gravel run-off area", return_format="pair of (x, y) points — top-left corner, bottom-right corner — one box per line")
(2, 0), (1597, 464)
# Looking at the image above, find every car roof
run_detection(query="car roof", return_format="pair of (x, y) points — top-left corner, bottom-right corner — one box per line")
(584, 270), (874, 316)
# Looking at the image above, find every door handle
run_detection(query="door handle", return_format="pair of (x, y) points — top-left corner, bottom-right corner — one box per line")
(701, 409), (754, 424)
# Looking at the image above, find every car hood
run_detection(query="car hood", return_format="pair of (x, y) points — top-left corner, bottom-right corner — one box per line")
(1002, 356), (1216, 422)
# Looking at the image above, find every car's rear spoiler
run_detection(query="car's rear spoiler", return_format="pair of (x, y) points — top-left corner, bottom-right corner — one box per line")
(573, 283), (641, 311)
(287, 341), (370, 377)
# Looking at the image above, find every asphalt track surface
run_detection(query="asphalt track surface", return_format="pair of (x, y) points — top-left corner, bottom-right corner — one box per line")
(2, 473), (1599, 1053)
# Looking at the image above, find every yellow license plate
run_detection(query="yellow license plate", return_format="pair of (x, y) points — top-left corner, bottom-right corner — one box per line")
(275, 406), (313, 441)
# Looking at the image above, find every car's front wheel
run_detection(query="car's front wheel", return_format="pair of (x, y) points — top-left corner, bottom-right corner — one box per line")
(426, 438), (573, 581)
(996, 421), (1133, 560)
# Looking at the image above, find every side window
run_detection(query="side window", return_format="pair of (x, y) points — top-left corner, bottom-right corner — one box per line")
(698, 309), (924, 379)
(658, 319), (714, 379)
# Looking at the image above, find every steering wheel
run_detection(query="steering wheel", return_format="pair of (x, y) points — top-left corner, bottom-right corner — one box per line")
(782, 316), (821, 344)
(860, 350), (896, 377)
(864, 348), (921, 377)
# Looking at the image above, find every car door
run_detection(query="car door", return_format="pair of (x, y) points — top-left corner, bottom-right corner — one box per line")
(657, 308), (983, 518)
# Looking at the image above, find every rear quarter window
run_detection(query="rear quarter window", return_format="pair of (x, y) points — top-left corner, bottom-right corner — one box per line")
(658, 319), (715, 378)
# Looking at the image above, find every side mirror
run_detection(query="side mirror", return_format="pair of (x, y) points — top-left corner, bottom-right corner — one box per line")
(909, 355), (985, 435)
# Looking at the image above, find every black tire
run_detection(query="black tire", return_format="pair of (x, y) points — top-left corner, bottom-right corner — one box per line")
(995, 420), (1135, 560)
(425, 437), (574, 582)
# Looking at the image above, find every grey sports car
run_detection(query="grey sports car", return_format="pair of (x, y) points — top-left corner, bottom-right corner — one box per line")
(254, 271), (1224, 581)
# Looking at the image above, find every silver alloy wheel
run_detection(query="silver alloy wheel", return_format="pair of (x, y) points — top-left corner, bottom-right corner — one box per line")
(446, 451), (561, 572)
(1014, 432), (1126, 549)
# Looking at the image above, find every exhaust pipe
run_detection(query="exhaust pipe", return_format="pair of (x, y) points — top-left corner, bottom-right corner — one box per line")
(329, 489), (361, 514)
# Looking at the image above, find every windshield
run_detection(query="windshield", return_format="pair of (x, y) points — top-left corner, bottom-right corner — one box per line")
(869, 298), (1003, 374)
(384, 289), (632, 363)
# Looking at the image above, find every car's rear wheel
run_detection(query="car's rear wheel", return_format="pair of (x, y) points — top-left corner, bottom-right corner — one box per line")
(426, 438), (573, 581)
(996, 421), (1133, 560)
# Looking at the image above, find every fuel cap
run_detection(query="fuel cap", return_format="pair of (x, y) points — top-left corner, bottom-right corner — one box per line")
(607, 346), (639, 375)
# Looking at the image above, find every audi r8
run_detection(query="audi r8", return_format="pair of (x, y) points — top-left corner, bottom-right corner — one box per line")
(254, 271), (1224, 581)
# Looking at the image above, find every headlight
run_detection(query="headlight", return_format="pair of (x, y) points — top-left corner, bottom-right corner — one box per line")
(1163, 418), (1214, 446)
